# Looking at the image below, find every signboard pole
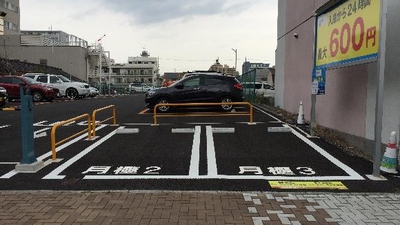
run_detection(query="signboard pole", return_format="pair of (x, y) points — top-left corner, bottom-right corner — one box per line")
(310, 94), (316, 136)
(372, 0), (387, 177)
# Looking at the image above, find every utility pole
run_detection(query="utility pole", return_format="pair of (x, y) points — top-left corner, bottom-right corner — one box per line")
(231, 48), (237, 73)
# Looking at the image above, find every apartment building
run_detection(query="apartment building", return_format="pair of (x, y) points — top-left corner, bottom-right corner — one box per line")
(102, 50), (159, 90)
(0, 0), (19, 35)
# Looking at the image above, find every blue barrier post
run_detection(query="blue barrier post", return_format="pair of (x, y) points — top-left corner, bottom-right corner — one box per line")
(19, 83), (36, 164)
(15, 83), (44, 172)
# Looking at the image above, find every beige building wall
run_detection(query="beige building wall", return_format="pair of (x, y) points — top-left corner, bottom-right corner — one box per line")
(0, 35), (88, 81)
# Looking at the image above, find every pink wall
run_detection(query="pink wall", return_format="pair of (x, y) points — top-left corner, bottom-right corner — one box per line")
(317, 66), (367, 137)
(283, 0), (367, 137)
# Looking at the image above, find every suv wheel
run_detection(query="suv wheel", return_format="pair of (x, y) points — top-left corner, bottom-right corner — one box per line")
(32, 91), (44, 102)
(220, 96), (234, 111)
(66, 88), (78, 99)
(156, 98), (171, 112)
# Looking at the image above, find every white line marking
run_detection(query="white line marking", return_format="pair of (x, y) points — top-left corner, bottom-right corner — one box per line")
(253, 106), (364, 180)
(34, 127), (51, 138)
(289, 126), (364, 180)
(42, 126), (124, 179)
(0, 125), (107, 179)
(187, 123), (222, 125)
(268, 127), (292, 132)
(115, 128), (139, 134)
(207, 126), (218, 176)
(0, 162), (19, 165)
(236, 122), (265, 124)
(188, 126), (201, 177)
(122, 123), (155, 126)
(212, 127), (235, 133)
(83, 175), (362, 180)
(253, 106), (284, 122)
(33, 121), (47, 126)
(0, 125), (10, 129)
(172, 128), (195, 133)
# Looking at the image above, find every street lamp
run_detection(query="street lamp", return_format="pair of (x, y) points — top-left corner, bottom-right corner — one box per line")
(231, 48), (237, 73)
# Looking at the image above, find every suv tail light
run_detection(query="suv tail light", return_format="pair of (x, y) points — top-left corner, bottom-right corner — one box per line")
(234, 83), (243, 90)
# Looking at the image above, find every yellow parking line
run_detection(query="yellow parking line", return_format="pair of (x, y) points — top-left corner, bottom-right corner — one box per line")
(0, 107), (16, 111)
(138, 109), (149, 114)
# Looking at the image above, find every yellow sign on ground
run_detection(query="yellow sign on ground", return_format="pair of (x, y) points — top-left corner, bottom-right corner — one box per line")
(316, 0), (380, 67)
(269, 181), (348, 190)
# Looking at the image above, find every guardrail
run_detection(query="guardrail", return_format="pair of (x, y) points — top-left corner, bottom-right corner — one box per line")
(50, 114), (91, 161)
(91, 105), (117, 136)
(153, 102), (253, 125)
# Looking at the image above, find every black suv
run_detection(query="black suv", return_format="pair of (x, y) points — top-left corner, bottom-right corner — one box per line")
(145, 73), (244, 112)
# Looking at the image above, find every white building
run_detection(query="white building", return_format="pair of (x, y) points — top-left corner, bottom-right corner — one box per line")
(107, 50), (159, 90)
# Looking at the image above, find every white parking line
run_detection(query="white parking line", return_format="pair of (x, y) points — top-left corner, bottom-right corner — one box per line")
(0, 124), (108, 179)
(289, 126), (364, 180)
(206, 126), (218, 176)
(42, 126), (124, 179)
(81, 123), (365, 180)
(188, 126), (201, 177)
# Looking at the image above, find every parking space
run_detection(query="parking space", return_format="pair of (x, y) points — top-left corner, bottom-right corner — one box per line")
(1, 95), (398, 192)
(1, 114), (365, 187)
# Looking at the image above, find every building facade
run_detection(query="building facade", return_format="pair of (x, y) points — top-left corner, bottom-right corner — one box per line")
(242, 60), (270, 74)
(1, 30), (90, 82)
(0, 0), (19, 35)
(208, 59), (238, 76)
(241, 60), (273, 83)
(276, 0), (400, 156)
(96, 50), (159, 91)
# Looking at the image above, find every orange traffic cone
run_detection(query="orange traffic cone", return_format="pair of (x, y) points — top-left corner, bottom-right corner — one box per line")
(380, 131), (398, 174)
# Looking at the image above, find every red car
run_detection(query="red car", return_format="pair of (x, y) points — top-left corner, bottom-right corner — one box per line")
(0, 75), (58, 102)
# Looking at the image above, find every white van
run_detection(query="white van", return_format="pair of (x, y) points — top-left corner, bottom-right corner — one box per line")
(242, 82), (275, 97)
(129, 83), (154, 93)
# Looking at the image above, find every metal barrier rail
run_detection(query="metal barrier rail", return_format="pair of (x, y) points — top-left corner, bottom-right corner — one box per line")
(153, 102), (253, 125)
(51, 114), (91, 161)
(92, 105), (117, 136)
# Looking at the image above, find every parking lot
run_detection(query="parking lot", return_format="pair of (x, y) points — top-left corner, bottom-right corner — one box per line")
(0, 95), (399, 192)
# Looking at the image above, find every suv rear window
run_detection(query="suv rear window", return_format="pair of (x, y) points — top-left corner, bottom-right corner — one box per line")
(203, 77), (225, 86)
(37, 76), (48, 83)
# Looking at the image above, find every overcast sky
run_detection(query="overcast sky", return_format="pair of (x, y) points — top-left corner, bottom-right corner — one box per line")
(20, 0), (278, 74)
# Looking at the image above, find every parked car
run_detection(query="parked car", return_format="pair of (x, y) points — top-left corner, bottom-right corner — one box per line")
(242, 81), (275, 98)
(22, 73), (90, 99)
(145, 72), (244, 112)
(89, 87), (99, 97)
(129, 83), (155, 93)
(0, 75), (58, 102)
(0, 86), (8, 107)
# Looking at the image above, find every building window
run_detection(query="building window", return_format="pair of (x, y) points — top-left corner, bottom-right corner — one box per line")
(40, 59), (47, 66)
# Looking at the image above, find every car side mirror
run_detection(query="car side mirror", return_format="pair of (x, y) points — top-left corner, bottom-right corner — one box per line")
(175, 83), (184, 89)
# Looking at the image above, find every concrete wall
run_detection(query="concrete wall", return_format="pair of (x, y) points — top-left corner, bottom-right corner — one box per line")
(274, 0), (286, 108)
(277, 0), (400, 154)
(0, 35), (88, 81)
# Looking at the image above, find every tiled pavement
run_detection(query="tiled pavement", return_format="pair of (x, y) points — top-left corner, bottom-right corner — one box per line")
(0, 191), (399, 225)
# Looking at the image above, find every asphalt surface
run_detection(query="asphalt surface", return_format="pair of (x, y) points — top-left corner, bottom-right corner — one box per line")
(1, 94), (400, 225)
(0, 94), (399, 192)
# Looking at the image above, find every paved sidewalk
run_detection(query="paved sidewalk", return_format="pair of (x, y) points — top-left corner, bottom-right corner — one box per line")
(0, 191), (399, 225)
